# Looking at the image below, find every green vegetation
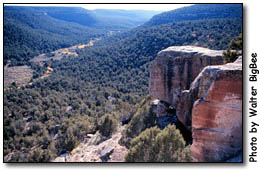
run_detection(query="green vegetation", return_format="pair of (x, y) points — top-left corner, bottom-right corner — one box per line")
(223, 34), (242, 63)
(33, 7), (161, 30)
(145, 4), (242, 26)
(119, 95), (156, 148)
(98, 114), (118, 137)
(4, 6), (161, 66)
(32, 7), (98, 27)
(71, 18), (241, 97)
(4, 6), (105, 66)
(125, 125), (192, 162)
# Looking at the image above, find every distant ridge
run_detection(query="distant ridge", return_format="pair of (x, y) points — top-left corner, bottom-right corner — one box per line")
(145, 4), (242, 26)
(31, 7), (161, 30)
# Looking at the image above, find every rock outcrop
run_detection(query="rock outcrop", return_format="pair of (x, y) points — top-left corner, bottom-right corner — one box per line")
(176, 57), (242, 131)
(149, 46), (224, 130)
(149, 46), (223, 110)
(190, 56), (242, 162)
(149, 46), (242, 162)
(100, 146), (114, 162)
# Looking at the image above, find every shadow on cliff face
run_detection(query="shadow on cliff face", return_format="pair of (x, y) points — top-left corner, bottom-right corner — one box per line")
(175, 118), (192, 145)
(154, 101), (192, 145)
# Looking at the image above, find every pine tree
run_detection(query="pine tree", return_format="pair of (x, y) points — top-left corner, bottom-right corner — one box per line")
(125, 125), (192, 162)
(99, 114), (118, 137)
(223, 34), (242, 63)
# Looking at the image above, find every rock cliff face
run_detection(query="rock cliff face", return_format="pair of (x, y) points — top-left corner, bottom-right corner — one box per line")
(149, 46), (242, 162)
(149, 46), (223, 109)
(190, 56), (242, 162)
(149, 46), (223, 128)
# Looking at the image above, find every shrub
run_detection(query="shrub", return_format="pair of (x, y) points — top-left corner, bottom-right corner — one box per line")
(223, 34), (242, 63)
(125, 125), (192, 162)
(64, 127), (79, 152)
(119, 95), (156, 148)
(99, 114), (118, 137)
(27, 148), (52, 162)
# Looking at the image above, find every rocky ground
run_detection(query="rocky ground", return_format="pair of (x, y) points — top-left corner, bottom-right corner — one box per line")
(53, 126), (128, 162)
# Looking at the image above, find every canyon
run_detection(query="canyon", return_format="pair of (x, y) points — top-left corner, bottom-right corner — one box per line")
(3, 4), (243, 162)
(52, 46), (242, 162)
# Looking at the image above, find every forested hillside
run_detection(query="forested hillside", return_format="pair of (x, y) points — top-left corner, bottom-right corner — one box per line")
(4, 6), (159, 66)
(4, 4), (242, 162)
(145, 4), (242, 26)
(74, 18), (242, 96)
(33, 7), (161, 30)
(4, 6), (105, 66)
(32, 7), (98, 27)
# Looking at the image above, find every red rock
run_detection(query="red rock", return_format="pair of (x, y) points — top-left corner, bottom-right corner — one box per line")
(190, 57), (242, 162)
(176, 90), (193, 131)
(149, 46), (223, 110)
(149, 46), (223, 130)
(149, 46), (242, 162)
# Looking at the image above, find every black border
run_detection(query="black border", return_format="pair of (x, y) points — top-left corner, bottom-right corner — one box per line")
(2, 2), (244, 164)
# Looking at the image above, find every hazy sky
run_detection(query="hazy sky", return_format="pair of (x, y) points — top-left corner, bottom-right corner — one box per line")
(8, 4), (193, 11)
(80, 4), (193, 11)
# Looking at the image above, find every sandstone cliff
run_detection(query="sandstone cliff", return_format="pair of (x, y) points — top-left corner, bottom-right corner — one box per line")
(190, 56), (242, 162)
(149, 46), (223, 129)
(149, 46), (242, 162)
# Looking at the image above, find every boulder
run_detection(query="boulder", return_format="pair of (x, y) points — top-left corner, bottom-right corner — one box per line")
(100, 146), (114, 162)
(190, 57), (242, 162)
(151, 100), (170, 117)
